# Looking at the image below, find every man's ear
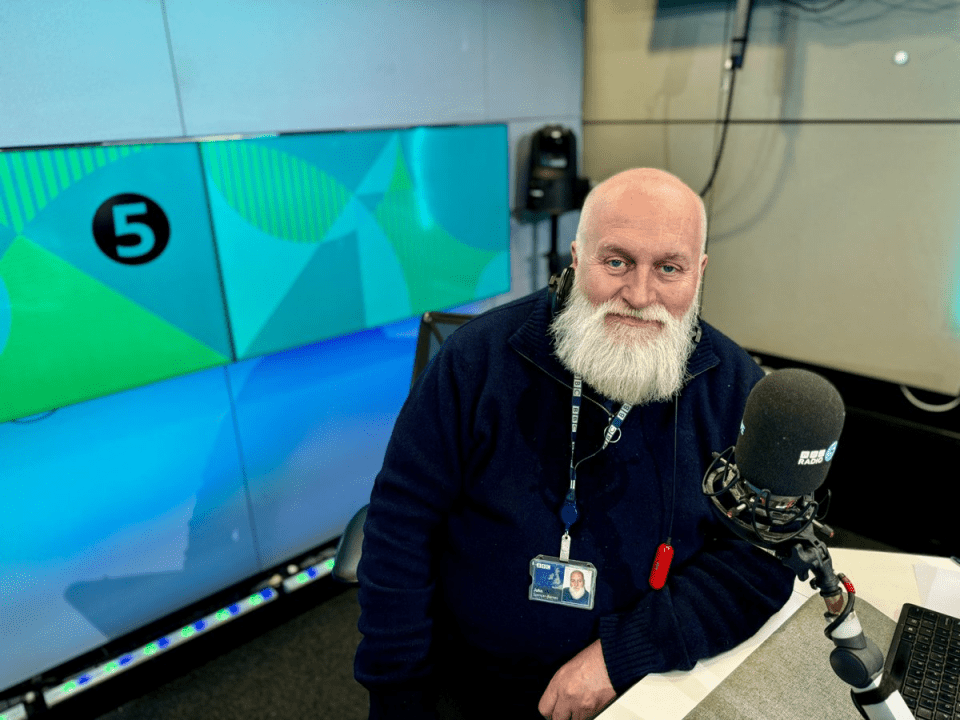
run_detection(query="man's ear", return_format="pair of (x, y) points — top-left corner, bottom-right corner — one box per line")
(570, 241), (579, 270)
(699, 253), (708, 276)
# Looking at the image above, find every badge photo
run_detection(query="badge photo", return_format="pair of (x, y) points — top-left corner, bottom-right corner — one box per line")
(528, 556), (596, 611)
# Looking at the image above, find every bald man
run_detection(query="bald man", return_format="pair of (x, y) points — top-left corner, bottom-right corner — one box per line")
(356, 169), (794, 720)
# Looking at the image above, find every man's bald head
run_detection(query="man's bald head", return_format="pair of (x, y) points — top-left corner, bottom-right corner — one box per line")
(575, 168), (707, 257)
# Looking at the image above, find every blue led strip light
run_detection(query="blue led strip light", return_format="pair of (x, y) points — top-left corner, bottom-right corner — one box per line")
(281, 556), (336, 593)
(42, 588), (278, 707)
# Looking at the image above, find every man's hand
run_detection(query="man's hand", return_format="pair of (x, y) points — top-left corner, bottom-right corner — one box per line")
(538, 639), (616, 720)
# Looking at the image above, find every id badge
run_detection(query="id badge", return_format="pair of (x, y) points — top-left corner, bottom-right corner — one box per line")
(529, 555), (597, 611)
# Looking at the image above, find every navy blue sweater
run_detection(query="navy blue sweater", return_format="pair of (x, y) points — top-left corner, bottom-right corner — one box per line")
(355, 290), (795, 719)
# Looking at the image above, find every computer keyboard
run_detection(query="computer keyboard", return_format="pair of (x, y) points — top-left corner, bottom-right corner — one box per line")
(885, 603), (960, 720)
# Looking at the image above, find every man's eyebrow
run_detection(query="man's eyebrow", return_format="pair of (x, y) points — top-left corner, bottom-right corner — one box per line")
(658, 252), (694, 264)
(594, 241), (635, 257)
(595, 243), (694, 264)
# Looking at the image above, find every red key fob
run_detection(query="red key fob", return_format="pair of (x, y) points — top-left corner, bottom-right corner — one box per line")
(649, 542), (674, 590)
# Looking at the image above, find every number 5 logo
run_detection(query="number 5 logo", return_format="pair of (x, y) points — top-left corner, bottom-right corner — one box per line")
(93, 193), (170, 265)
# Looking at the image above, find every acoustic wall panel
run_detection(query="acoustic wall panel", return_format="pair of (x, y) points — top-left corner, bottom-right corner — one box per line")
(165, 0), (487, 136)
(0, 143), (231, 423)
(700, 123), (960, 395)
(581, 122), (720, 195)
(732, 2), (960, 121)
(583, 0), (729, 123)
(0, 1), (183, 148)
(584, 0), (960, 396)
(204, 125), (511, 360)
(485, 0), (584, 120)
(586, 1), (960, 125)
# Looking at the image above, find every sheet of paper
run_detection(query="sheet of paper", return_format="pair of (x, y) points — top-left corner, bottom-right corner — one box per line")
(914, 563), (960, 617)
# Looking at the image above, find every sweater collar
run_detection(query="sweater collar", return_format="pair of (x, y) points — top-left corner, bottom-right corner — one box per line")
(508, 289), (721, 392)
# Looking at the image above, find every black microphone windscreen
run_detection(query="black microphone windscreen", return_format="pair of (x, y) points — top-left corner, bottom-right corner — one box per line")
(734, 368), (845, 497)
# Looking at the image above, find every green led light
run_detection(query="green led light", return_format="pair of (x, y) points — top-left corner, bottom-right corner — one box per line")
(216, 609), (230, 622)
(249, 594), (263, 606)
(143, 643), (159, 656)
(296, 572), (309, 584)
(323, 558), (336, 570)
(104, 661), (120, 673)
(181, 626), (196, 639)
(62, 681), (78, 693)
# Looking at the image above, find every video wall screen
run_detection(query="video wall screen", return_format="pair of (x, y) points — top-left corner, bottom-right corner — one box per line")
(0, 319), (421, 694)
(0, 124), (509, 423)
(0, 124), (508, 694)
(205, 127), (509, 360)
(0, 142), (231, 423)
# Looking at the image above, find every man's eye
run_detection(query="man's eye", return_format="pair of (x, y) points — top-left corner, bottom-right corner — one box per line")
(660, 264), (679, 274)
(608, 259), (626, 268)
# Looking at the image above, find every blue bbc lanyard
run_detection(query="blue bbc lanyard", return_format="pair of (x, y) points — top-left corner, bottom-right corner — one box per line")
(560, 374), (632, 560)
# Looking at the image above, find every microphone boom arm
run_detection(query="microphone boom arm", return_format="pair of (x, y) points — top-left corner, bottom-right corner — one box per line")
(776, 523), (842, 607)
(774, 524), (915, 720)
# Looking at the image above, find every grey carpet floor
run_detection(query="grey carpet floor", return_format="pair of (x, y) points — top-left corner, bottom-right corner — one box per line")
(87, 585), (368, 720)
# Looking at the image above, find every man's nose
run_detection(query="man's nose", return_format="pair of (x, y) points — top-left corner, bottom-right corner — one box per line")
(620, 268), (656, 309)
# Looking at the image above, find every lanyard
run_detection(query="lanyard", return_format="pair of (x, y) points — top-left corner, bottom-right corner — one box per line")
(560, 374), (632, 559)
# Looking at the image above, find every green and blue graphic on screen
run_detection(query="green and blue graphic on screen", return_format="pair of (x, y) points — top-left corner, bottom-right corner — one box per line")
(0, 124), (509, 422)
(0, 142), (232, 423)
(202, 124), (509, 360)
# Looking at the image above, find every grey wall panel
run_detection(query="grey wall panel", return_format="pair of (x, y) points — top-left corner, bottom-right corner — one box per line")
(701, 123), (960, 395)
(0, 0), (585, 145)
(584, 0), (960, 394)
(581, 122), (720, 192)
(166, 0), (487, 136)
(583, 0), (728, 122)
(484, 0), (584, 120)
(0, 1), (183, 147)
(735, 2), (960, 121)
(584, 1), (960, 125)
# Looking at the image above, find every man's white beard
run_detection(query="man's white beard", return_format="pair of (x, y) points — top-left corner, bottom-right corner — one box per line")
(568, 585), (586, 600)
(549, 281), (699, 406)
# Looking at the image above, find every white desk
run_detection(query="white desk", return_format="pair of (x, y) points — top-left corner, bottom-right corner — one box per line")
(600, 549), (960, 720)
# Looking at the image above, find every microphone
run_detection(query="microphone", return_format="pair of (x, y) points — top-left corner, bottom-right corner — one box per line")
(704, 370), (917, 720)
(702, 368), (845, 548)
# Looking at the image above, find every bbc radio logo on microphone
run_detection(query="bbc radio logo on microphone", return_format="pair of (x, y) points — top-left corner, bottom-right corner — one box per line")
(797, 441), (838, 466)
